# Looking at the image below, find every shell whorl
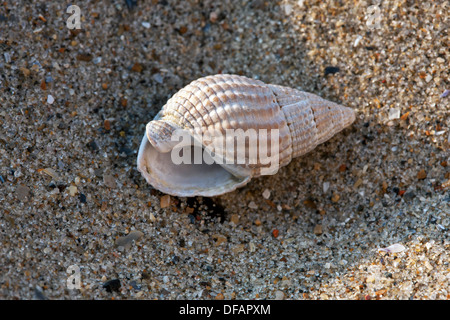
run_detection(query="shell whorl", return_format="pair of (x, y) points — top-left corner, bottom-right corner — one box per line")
(138, 74), (355, 197)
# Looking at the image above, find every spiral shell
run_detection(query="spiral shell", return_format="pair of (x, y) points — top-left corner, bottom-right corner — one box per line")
(137, 74), (355, 197)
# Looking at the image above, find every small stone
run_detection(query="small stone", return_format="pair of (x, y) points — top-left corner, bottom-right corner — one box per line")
(79, 193), (86, 203)
(76, 53), (93, 62)
(230, 214), (239, 225)
(303, 199), (317, 209)
(388, 108), (400, 120)
(68, 185), (78, 196)
(103, 174), (117, 189)
(131, 62), (143, 73)
(215, 293), (224, 300)
(417, 169), (427, 180)
(115, 230), (144, 250)
(47, 95), (54, 104)
(4, 52), (11, 63)
(262, 189), (271, 199)
(41, 168), (59, 180)
(313, 224), (323, 235)
(324, 66), (340, 75)
(320, 293), (329, 300)
(141, 22), (150, 28)
(178, 26), (188, 35)
(323, 181), (330, 193)
(353, 178), (363, 189)
(283, 3), (293, 15)
(274, 290), (285, 300)
(160, 195), (171, 208)
(213, 234), (227, 246)
(331, 193), (340, 202)
(16, 185), (30, 200)
(232, 244), (245, 254)
(86, 140), (99, 151)
(248, 201), (258, 209)
(20, 67), (30, 76)
(209, 12), (218, 23)
(104, 119), (111, 131)
(103, 279), (121, 293)
(152, 73), (163, 84)
(400, 112), (410, 120)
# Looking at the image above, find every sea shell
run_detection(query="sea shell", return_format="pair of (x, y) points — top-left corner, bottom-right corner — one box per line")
(137, 74), (355, 197)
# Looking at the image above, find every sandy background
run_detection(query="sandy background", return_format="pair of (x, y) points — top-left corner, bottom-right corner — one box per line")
(0, 0), (449, 299)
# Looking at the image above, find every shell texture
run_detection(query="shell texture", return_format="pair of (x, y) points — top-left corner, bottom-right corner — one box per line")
(137, 74), (355, 197)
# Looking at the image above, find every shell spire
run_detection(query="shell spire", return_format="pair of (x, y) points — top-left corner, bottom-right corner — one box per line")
(137, 74), (355, 197)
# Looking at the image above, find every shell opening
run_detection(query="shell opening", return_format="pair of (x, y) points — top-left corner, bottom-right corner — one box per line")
(137, 134), (250, 197)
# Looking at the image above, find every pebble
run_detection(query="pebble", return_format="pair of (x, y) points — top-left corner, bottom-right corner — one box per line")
(160, 195), (171, 208)
(209, 12), (218, 23)
(331, 193), (340, 203)
(47, 95), (54, 104)
(103, 174), (117, 189)
(388, 108), (400, 120)
(248, 201), (258, 209)
(41, 168), (59, 180)
(215, 293), (224, 300)
(323, 181), (330, 193)
(274, 290), (285, 300)
(378, 243), (406, 253)
(152, 73), (163, 84)
(230, 214), (239, 225)
(115, 230), (144, 250)
(353, 35), (363, 47)
(4, 52), (11, 63)
(262, 189), (270, 199)
(103, 279), (121, 293)
(16, 185), (30, 201)
(79, 193), (87, 203)
(213, 234), (227, 246)
(417, 169), (427, 180)
(313, 224), (323, 235)
(324, 66), (340, 75)
(68, 185), (78, 196)
(141, 22), (151, 29)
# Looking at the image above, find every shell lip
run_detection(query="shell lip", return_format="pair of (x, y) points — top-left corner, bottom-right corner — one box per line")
(137, 134), (251, 197)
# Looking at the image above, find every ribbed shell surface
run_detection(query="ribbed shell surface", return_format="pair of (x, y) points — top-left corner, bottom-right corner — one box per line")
(150, 74), (355, 177)
(154, 74), (293, 176)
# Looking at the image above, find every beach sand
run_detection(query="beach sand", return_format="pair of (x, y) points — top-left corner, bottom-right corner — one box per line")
(0, 0), (449, 299)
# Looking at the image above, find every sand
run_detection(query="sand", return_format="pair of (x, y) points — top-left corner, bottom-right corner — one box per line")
(0, 0), (449, 300)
